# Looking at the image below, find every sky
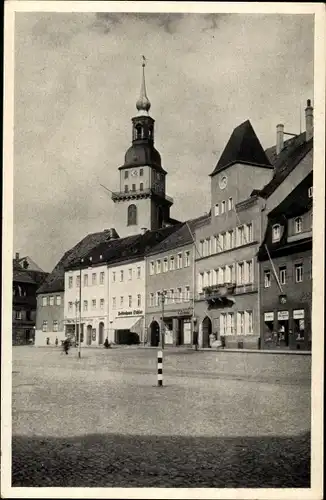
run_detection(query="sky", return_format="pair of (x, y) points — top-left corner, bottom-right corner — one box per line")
(13, 12), (314, 272)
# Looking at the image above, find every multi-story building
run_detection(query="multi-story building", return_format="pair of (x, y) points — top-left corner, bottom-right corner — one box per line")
(12, 253), (48, 345)
(258, 172), (313, 350)
(145, 216), (209, 346)
(194, 121), (274, 348)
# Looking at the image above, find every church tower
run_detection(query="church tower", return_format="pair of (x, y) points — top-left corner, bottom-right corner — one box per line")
(111, 58), (174, 238)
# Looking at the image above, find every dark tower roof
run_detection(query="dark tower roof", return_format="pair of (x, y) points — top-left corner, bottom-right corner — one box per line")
(210, 120), (272, 176)
(121, 142), (165, 173)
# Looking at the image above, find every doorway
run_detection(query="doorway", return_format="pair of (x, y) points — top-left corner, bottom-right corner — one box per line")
(277, 320), (289, 347)
(86, 325), (92, 345)
(99, 322), (104, 345)
(202, 316), (212, 348)
(150, 321), (160, 347)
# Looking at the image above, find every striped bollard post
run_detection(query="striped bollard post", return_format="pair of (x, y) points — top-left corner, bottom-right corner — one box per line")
(157, 350), (163, 387)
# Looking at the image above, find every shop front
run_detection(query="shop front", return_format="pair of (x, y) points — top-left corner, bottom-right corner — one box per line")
(261, 307), (311, 350)
(147, 307), (193, 347)
(110, 309), (144, 345)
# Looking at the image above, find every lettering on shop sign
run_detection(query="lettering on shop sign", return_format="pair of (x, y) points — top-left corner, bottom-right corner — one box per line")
(293, 309), (305, 320)
(277, 311), (289, 321)
(118, 309), (143, 316)
(177, 309), (192, 316)
(264, 312), (274, 322)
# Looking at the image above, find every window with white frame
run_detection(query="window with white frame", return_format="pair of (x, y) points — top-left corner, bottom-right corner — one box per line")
(247, 223), (253, 242)
(294, 217), (303, 234)
(279, 266), (286, 285)
(245, 311), (253, 334)
(56, 295), (61, 306)
(68, 301), (73, 313)
(221, 201), (226, 214)
(246, 260), (253, 283)
(84, 274), (88, 287)
(220, 233), (226, 251)
(225, 265), (231, 283)
(42, 320), (48, 332)
(156, 260), (161, 274)
(112, 297), (116, 309)
(212, 236), (218, 253)
(112, 271), (116, 282)
(184, 251), (190, 267)
(185, 286), (190, 301)
(120, 296), (124, 307)
(170, 256), (175, 270)
(76, 276), (80, 288)
(149, 293), (154, 307)
(155, 291), (160, 307)
(128, 268), (132, 280)
(92, 299), (96, 310)
(227, 312), (235, 335)
(214, 204), (219, 216)
(137, 294), (141, 307)
(228, 197), (233, 211)
(15, 310), (22, 320)
(237, 311), (245, 335)
(264, 270), (271, 288)
(137, 267), (141, 279)
(68, 276), (73, 288)
(100, 299), (104, 310)
(237, 226), (245, 246)
(100, 272), (105, 285)
(228, 230), (234, 249)
(198, 273), (204, 293)
(83, 300), (88, 312)
(149, 262), (155, 275)
(120, 270), (124, 282)
(308, 186), (313, 198)
(163, 258), (168, 272)
(199, 240), (204, 256)
(295, 263), (303, 283)
(272, 224), (281, 242)
(176, 287), (182, 303)
(177, 253), (183, 269)
(217, 267), (224, 285)
(92, 273), (96, 285)
(169, 289), (175, 303)
(206, 238), (211, 256)
(237, 262), (244, 285)
(42, 296), (47, 306)
(53, 320), (58, 332)
(220, 313), (226, 335)
(128, 295), (132, 308)
(212, 269), (217, 285)
(231, 264), (236, 283)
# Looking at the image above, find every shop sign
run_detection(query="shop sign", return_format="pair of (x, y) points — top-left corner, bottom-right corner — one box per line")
(264, 312), (274, 322)
(177, 309), (192, 316)
(277, 311), (289, 321)
(118, 309), (143, 317)
(293, 309), (305, 320)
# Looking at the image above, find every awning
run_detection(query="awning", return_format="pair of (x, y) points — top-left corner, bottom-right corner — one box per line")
(111, 316), (143, 332)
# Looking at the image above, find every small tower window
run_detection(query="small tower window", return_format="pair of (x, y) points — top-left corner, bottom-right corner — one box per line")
(132, 184), (136, 192)
(124, 171), (129, 179)
(135, 124), (142, 140)
(140, 183), (144, 191)
(127, 204), (137, 226)
(140, 168), (143, 177)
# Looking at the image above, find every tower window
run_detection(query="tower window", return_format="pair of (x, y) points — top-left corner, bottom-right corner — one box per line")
(135, 124), (142, 139)
(132, 184), (136, 192)
(127, 204), (137, 226)
(140, 183), (143, 191)
(124, 171), (129, 179)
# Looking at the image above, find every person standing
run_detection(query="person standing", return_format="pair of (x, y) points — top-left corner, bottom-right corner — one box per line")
(55, 337), (58, 347)
(193, 328), (199, 351)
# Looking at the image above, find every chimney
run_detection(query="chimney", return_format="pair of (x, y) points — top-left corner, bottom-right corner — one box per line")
(305, 99), (313, 141)
(141, 227), (148, 235)
(15, 252), (20, 261)
(276, 124), (284, 155)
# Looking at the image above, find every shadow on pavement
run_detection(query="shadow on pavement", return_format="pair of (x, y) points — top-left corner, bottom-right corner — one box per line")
(12, 431), (310, 488)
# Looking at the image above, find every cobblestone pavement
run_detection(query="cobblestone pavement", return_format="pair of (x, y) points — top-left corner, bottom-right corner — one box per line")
(12, 347), (311, 487)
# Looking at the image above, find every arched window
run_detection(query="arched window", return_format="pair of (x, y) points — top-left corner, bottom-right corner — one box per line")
(294, 217), (303, 234)
(127, 204), (137, 226)
(135, 124), (142, 140)
(272, 224), (281, 242)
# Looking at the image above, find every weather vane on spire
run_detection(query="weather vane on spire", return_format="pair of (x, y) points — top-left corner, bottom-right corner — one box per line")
(142, 55), (146, 67)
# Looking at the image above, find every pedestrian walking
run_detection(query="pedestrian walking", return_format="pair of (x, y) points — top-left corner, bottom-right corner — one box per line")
(46, 337), (50, 346)
(193, 329), (199, 351)
(63, 338), (70, 355)
(55, 337), (58, 347)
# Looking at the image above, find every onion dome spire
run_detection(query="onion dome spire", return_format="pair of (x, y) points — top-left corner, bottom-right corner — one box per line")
(136, 55), (151, 115)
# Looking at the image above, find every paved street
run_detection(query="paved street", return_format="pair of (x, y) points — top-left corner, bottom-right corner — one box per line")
(12, 346), (311, 487)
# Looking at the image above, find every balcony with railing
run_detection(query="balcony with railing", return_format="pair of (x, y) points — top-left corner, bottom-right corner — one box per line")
(199, 283), (236, 308)
(111, 187), (173, 204)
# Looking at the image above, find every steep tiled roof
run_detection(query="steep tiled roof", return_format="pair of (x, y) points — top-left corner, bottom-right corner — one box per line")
(13, 268), (37, 284)
(37, 231), (113, 294)
(67, 225), (182, 269)
(254, 134), (312, 199)
(210, 120), (272, 176)
(147, 214), (210, 256)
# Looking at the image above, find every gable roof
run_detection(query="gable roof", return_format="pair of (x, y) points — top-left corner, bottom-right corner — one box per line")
(210, 120), (272, 176)
(37, 230), (113, 294)
(254, 133), (312, 199)
(147, 214), (210, 256)
(17, 256), (46, 273)
(13, 268), (37, 284)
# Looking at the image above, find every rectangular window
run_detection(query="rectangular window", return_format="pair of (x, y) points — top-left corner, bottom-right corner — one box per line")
(128, 268), (132, 280)
(247, 223), (253, 242)
(279, 266), (287, 285)
(149, 293), (154, 307)
(198, 273), (204, 293)
(140, 168), (143, 177)
(237, 226), (244, 246)
(68, 301), (73, 313)
(92, 273), (96, 285)
(185, 286), (190, 301)
(100, 272), (105, 285)
(163, 258), (168, 272)
(228, 230), (234, 249)
(219, 233), (226, 251)
(15, 310), (22, 320)
(42, 320), (48, 332)
(214, 204), (219, 216)
(84, 274), (88, 287)
(100, 299), (104, 310)
(170, 256), (175, 271)
(224, 265), (231, 283)
(137, 294), (141, 307)
(42, 296), (47, 307)
(184, 251), (190, 267)
(237, 311), (245, 335)
(212, 236), (218, 253)
(83, 300), (88, 312)
(132, 184), (136, 191)
(124, 171), (129, 179)
(53, 320), (58, 332)
(128, 295), (132, 308)
(308, 186), (313, 198)
(112, 297), (116, 310)
(295, 263), (303, 283)
(56, 295), (61, 306)
(220, 313), (226, 336)
(177, 287), (182, 303)
(124, 185), (129, 193)
(200, 240), (204, 256)
(221, 201), (226, 214)
(156, 260), (161, 274)
(140, 183), (144, 191)
(264, 270), (271, 288)
(68, 276), (73, 289)
(120, 296), (124, 307)
(228, 197), (233, 211)
(227, 312), (235, 335)
(169, 289), (175, 303)
(272, 225), (281, 242)
(237, 262), (244, 285)
(49, 296), (54, 306)
(137, 267), (141, 279)
(246, 260), (253, 283)
(245, 311), (253, 334)
(177, 253), (183, 269)
(112, 271), (116, 282)
(92, 299), (96, 310)
(231, 264), (236, 283)
(149, 262), (155, 275)
(120, 270), (124, 282)
(155, 291), (160, 307)
(76, 275), (80, 288)
(295, 217), (303, 234)
(207, 238), (211, 255)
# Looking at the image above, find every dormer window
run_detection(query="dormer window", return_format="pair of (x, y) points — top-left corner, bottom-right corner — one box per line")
(308, 186), (313, 198)
(294, 217), (303, 234)
(272, 224), (281, 242)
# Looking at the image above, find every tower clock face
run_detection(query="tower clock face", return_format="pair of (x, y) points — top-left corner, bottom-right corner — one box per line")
(219, 175), (227, 190)
(131, 169), (138, 177)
